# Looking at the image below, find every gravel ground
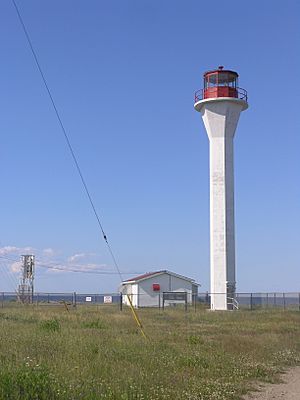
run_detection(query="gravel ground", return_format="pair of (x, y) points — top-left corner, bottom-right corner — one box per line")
(243, 367), (300, 400)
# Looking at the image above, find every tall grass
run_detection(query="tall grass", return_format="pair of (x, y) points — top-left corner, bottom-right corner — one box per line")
(0, 305), (300, 399)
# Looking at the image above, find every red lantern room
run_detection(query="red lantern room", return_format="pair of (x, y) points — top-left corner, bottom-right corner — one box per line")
(194, 66), (247, 103)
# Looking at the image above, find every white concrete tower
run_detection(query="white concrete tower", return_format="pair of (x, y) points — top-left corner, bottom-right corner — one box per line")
(194, 66), (248, 310)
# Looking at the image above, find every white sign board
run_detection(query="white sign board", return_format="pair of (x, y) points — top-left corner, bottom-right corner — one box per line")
(85, 296), (92, 302)
(104, 296), (112, 304)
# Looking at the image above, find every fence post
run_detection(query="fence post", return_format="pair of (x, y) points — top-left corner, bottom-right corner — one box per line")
(119, 293), (123, 311)
(266, 293), (269, 308)
(194, 293), (197, 312)
(274, 293), (276, 307)
(205, 291), (209, 307)
(185, 292), (188, 313)
(250, 293), (253, 310)
(298, 293), (300, 312)
(158, 292), (161, 309)
(1, 292), (4, 308)
(73, 292), (77, 308)
(283, 293), (286, 311)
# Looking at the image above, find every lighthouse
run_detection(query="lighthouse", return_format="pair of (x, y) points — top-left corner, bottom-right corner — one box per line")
(194, 67), (248, 310)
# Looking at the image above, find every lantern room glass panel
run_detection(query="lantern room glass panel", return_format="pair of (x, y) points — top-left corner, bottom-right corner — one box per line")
(203, 69), (239, 99)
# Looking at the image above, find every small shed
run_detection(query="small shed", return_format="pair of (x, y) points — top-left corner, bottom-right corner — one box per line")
(119, 270), (199, 308)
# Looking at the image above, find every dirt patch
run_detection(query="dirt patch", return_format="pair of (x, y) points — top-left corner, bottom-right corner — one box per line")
(243, 367), (300, 400)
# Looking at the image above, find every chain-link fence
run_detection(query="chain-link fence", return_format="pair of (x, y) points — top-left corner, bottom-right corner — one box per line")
(1, 291), (300, 311)
(197, 292), (300, 310)
(0, 292), (121, 308)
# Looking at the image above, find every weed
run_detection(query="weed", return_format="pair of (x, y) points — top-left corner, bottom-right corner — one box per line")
(40, 319), (60, 332)
(81, 319), (106, 329)
(187, 335), (204, 345)
(0, 365), (61, 400)
(0, 306), (299, 399)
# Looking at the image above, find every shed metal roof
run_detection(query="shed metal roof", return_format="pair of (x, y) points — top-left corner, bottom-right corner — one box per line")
(121, 270), (200, 285)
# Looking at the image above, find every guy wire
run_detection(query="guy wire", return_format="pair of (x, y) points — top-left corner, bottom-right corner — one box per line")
(11, 0), (147, 339)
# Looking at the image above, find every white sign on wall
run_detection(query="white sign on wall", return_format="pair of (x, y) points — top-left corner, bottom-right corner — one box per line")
(104, 296), (112, 304)
(85, 296), (92, 302)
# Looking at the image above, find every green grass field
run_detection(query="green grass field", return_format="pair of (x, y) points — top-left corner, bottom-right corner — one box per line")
(0, 305), (300, 399)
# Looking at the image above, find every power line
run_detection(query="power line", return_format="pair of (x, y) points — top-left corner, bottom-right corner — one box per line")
(0, 258), (19, 291)
(0, 255), (140, 276)
(36, 263), (140, 275)
(0, 255), (19, 263)
(11, 0), (124, 281)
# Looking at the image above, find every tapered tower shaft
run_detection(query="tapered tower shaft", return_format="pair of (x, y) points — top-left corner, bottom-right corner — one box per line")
(194, 67), (248, 310)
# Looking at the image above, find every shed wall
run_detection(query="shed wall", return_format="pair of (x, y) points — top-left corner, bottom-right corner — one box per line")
(137, 273), (197, 307)
(122, 283), (138, 307)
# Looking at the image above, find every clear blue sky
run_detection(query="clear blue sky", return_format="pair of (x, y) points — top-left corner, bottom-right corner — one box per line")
(0, 0), (299, 293)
